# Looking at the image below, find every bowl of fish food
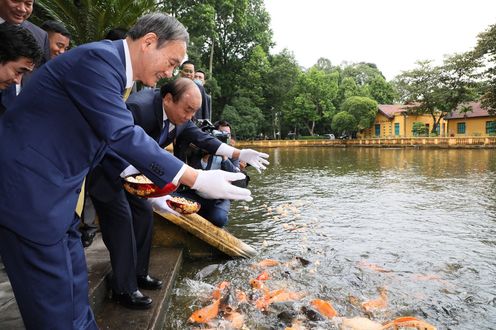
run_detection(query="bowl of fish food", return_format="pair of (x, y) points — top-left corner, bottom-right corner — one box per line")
(122, 174), (178, 198)
(166, 196), (201, 215)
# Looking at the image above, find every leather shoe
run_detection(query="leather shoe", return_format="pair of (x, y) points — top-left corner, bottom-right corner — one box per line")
(112, 290), (152, 310)
(81, 231), (95, 248)
(137, 275), (163, 290)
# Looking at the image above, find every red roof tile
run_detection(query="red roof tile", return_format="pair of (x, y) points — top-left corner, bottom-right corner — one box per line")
(444, 102), (493, 119)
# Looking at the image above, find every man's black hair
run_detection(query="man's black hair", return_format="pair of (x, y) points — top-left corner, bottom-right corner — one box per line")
(41, 20), (71, 38)
(105, 27), (128, 41)
(214, 120), (231, 130)
(0, 24), (43, 65)
(181, 60), (194, 69)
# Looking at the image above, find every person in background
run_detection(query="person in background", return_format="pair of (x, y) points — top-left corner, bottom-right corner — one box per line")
(0, 13), (257, 330)
(41, 20), (71, 59)
(174, 120), (249, 227)
(0, 24), (43, 115)
(179, 60), (210, 121)
(79, 26), (130, 249)
(105, 27), (128, 40)
(193, 69), (205, 85)
(0, 0), (50, 110)
(193, 69), (212, 120)
(88, 77), (267, 309)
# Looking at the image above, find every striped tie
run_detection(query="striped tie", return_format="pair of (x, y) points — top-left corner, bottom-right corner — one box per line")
(75, 86), (133, 217)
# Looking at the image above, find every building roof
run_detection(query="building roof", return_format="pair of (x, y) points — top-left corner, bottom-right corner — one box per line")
(444, 102), (493, 120)
(377, 104), (411, 119)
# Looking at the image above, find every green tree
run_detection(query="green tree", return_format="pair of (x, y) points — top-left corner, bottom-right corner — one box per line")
(341, 96), (378, 131)
(222, 97), (264, 139)
(263, 49), (300, 138)
(336, 62), (396, 106)
(331, 111), (356, 136)
(395, 54), (479, 133)
(284, 68), (339, 136)
(473, 23), (496, 115)
(34, 0), (157, 45)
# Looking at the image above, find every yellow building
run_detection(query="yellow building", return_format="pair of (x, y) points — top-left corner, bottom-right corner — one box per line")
(444, 102), (496, 137)
(359, 104), (446, 138)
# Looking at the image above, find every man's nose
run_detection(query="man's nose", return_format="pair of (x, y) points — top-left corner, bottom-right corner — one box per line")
(13, 74), (23, 84)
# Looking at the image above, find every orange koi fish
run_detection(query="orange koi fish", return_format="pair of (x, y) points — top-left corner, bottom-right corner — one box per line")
(270, 290), (305, 303)
(256, 271), (270, 281)
(224, 311), (245, 329)
(382, 316), (437, 330)
(357, 260), (392, 273)
(362, 287), (388, 312)
(212, 281), (230, 300)
(255, 259), (280, 268)
(188, 299), (220, 324)
(310, 299), (338, 318)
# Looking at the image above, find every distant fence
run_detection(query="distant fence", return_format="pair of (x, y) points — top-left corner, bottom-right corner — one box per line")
(237, 136), (496, 148)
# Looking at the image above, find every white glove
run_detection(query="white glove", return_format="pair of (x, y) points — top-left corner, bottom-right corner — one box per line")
(149, 195), (181, 217)
(192, 170), (253, 201)
(120, 165), (140, 178)
(239, 149), (270, 173)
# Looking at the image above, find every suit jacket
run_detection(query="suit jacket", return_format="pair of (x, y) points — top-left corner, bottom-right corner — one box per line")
(88, 88), (222, 202)
(0, 20), (50, 110)
(194, 83), (211, 121)
(0, 40), (184, 244)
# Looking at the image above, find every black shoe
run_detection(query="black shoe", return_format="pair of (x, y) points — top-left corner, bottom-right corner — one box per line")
(112, 290), (152, 310)
(81, 231), (95, 248)
(137, 275), (163, 290)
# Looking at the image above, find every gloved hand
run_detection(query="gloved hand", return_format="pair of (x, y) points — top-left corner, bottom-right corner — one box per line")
(239, 149), (270, 173)
(120, 165), (140, 178)
(149, 195), (181, 217)
(192, 170), (253, 201)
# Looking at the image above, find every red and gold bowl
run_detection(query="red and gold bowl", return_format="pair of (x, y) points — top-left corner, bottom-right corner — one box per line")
(166, 196), (201, 215)
(122, 174), (177, 198)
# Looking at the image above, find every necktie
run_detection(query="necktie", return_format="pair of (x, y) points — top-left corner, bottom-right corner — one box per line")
(158, 119), (176, 146)
(75, 87), (133, 217)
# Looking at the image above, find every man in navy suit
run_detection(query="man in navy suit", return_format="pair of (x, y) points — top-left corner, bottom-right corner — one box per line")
(0, 0), (51, 110)
(0, 24), (43, 115)
(0, 13), (260, 330)
(88, 77), (268, 309)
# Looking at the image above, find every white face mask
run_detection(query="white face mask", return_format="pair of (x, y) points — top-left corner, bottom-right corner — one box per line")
(193, 79), (203, 86)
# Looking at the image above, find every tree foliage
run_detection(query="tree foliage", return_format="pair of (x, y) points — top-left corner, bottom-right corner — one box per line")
(331, 111), (356, 136)
(394, 54), (479, 133)
(473, 23), (496, 115)
(34, 0), (157, 45)
(341, 96), (378, 131)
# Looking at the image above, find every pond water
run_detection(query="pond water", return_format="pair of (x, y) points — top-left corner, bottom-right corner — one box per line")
(164, 147), (496, 329)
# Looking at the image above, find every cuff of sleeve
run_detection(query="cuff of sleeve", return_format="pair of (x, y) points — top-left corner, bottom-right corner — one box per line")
(215, 143), (235, 158)
(172, 164), (187, 186)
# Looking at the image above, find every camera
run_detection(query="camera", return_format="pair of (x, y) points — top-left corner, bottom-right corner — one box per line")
(194, 119), (229, 143)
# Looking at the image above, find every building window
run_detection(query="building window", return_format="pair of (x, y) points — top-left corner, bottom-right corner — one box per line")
(486, 121), (496, 135)
(394, 123), (400, 136)
(375, 124), (380, 137)
(457, 122), (466, 134)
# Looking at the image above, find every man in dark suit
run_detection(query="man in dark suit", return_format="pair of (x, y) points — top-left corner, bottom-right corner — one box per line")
(0, 0), (51, 110)
(0, 24), (43, 115)
(0, 13), (256, 330)
(88, 77), (268, 309)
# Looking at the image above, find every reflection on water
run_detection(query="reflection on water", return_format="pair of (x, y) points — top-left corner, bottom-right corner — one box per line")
(165, 148), (496, 329)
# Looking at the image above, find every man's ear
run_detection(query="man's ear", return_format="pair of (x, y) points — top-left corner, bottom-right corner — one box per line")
(141, 32), (158, 50)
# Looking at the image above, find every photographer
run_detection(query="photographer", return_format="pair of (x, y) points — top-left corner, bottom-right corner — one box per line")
(175, 120), (248, 227)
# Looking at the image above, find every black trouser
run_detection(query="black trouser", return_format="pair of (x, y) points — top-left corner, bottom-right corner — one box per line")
(91, 189), (153, 293)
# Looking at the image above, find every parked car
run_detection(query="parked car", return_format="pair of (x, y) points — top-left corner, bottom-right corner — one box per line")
(323, 133), (335, 140)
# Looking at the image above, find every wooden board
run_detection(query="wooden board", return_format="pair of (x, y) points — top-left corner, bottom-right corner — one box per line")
(154, 211), (257, 259)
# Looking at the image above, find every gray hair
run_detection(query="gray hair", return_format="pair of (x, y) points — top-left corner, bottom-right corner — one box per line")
(128, 13), (189, 49)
